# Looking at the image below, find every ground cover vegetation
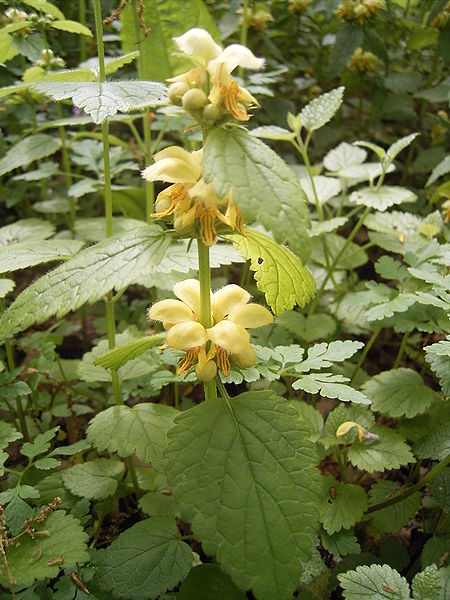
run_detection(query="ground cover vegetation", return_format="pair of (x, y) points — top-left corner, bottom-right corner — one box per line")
(0, 0), (449, 598)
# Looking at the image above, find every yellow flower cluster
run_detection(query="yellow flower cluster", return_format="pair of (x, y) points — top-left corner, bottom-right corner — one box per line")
(241, 7), (274, 31)
(148, 279), (273, 381)
(289, 0), (311, 14)
(431, 1), (450, 29)
(336, 0), (385, 24)
(167, 28), (264, 122)
(142, 146), (245, 246)
(348, 48), (379, 72)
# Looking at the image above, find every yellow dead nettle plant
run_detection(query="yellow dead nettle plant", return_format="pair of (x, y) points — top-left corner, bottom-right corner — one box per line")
(148, 279), (273, 382)
(168, 27), (264, 122)
(142, 146), (245, 246)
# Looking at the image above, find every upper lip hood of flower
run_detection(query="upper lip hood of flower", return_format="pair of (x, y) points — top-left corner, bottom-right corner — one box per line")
(141, 146), (203, 184)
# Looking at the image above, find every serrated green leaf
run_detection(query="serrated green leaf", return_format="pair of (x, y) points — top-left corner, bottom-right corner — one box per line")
(310, 217), (348, 237)
(369, 480), (421, 534)
(94, 334), (166, 370)
(300, 87), (344, 132)
(328, 23), (363, 77)
(348, 426), (415, 472)
(362, 369), (440, 419)
(324, 142), (367, 172)
(227, 229), (315, 315)
(338, 564), (410, 600)
(4, 494), (33, 536)
(35, 471), (78, 509)
(0, 278), (15, 299)
(375, 256), (410, 281)
(203, 128), (311, 261)
(120, 0), (219, 81)
(250, 125), (295, 141)
(50, 19), (92, 36)
(295, 340), (364, 373)
(415, 422), (450, 460)
(288, 401), (323, 442)
(0, 239), (84, 273)
(311, 234), (368, 270)
(429, 469), (450, 511)
(0, 485), (40, 504)
(0, 511), (89, 588)
(426, 155), (450, 187)
(321, 529), (360, 557)
(62, 458), (125, 500)
(0, 134), (61, 177)
(22, 0), (65, 19)
(21, 427), (59, 460)
(49, 439), (91, 456)
(277, 311), (336, 342)
(0, 218), (55, 246)
(425, 337), (450, 396)
(320, 476), (368, 535)
(94, 518), (192, 600)
(350, 186), (416, 212)
(138, 490), (177, 517)
(0, 421), (22, 449)
(386, 133), (419, 165)
(164, 390), (321, 600)
(300, 175), (341, 206)
(293, 373), (370, 404)
(178, 564), (246, 600)
(34, 456), (61, 470)
(334, 162), (395, 183)
(412, 565), (442, 600)
(87, 403), (177, 470)
(34, 81), (167, 124)
(0, 224), (169, 340)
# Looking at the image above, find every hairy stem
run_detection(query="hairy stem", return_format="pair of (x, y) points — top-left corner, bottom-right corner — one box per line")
(393, 331), (409, 369)
(197, 239), (217, 401)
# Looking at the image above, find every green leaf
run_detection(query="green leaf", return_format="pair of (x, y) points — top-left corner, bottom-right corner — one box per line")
(227, 229), (315, 316)
(415, 422), (450, 460)
(338, 564), (410, 600)
(0, 421), (22, 449)
(425, 337), (450, 396)
(49, 439), (91, 456)
(362, 369), (440, 419)
(20, 427), (59, 460)
(300, 175), (341, 206)
(328, 23), (363, 77)
(300, 87), (344, 132)
(277, 311), (336, 342)
(413, 565), (443, 600)
(293, 373), (370, 404)
(386, 133), (419, 165)
(0, 218), (55, 246)
(311, 234), (368, 270)
(426, 156), (450, 187)
(0, 134), (61, 177)
(250, 125), (295, 141)
(348, 426), (415, 472)
(94, 518), (193, 600)
(178, 564), (246, 600)
(0, 511), (89, 588)
(50, 19), (92, 36)
(22, 0), (65, 19)
(310, 217), (348, 237)
(369, 480), (421, 535)
(87, 403), (177, 470)
(164, 390), (321, 600)
(324, 142), (367, 172)
(4, 494), (33, 535)
(350, 186), (416, 212)
(320, 476), (368, 535)
(429, 469), (450, 511)
(203, 128), (311, 261)
(321, 529), (360, 557)
(0, 224), (169, 340)
(295, 340), (363, 373)
(0, 278), (15, 299)
(120, 0), (219, 81)
(375, 256), (409, 281)
(62, 458), (125, 500)
(34, 456), (61, 470)
(0, 239), (84, 273)
(34, 81), (167, 124)
(94, 334), (166, 370)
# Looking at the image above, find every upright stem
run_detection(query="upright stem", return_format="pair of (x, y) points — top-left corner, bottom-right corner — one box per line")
(56, 104), (76, 231)
(351, 325), (382, 383)
(102, 120), (113, 238)
(197, 239), (217, 401)
(79, 0), (87, 63)
(93, 0), (106, 83)
(393, 331), (409, 369)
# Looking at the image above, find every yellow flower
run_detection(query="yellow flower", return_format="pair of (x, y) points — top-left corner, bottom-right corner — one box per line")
(168, 28), (264, 122)
(148, 279), (273, 381)
(142, 146), (245, 246)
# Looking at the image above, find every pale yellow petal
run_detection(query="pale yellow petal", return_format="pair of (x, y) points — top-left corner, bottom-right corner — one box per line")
(167, 321), (208, 350)
(173, 279), (202, 316)
(233, 344), (257, 368)
(190, 178), (227, 208)
(141, 146), (202, 184)
(173, 28), (222, 64)
(227, 304), (273, 328)
(196, 359), (217, 382)
(212, 284), (250, 322)
(207, 320), (250, 353)
(148, 299), (193, 324)
(208, 44), (264, 77)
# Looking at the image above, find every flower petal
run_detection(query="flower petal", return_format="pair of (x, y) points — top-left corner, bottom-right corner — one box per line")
(207, 320), (250, 353)
(167, 321), (208, 350)
(233, 344), (257, 368)
(173, 28), (222, 64)
(228, 304), (273, 328)
(173, 279), (202, 316)
(148, 299), (194, 324)
(142, 147), (202, 184)
(208, 44), (264, 77)
(212, 284), (250, 322)
(190, 178), (227, 208)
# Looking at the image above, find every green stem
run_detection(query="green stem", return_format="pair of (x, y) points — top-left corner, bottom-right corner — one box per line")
(79, 0), (87, 63)
(56, 104), (76, 231)
(308, 205), (371, 315)
(366, 454), (450, 515)
(143, 111), (154, 219)
(197, 239), (217, 401)
(294, 135), (324, 221)
(93, 0), (106, 83)
(351, 325), (382, 383)
(101, 120), (113, 238)
(393, 331), (409, 369)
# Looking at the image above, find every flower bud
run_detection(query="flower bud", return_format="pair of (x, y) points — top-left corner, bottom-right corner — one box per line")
(196, 359), (217, 382)
(168, 82), (190, 105)
(182, 88), (208, 111)
(202, 103), (221, 122)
